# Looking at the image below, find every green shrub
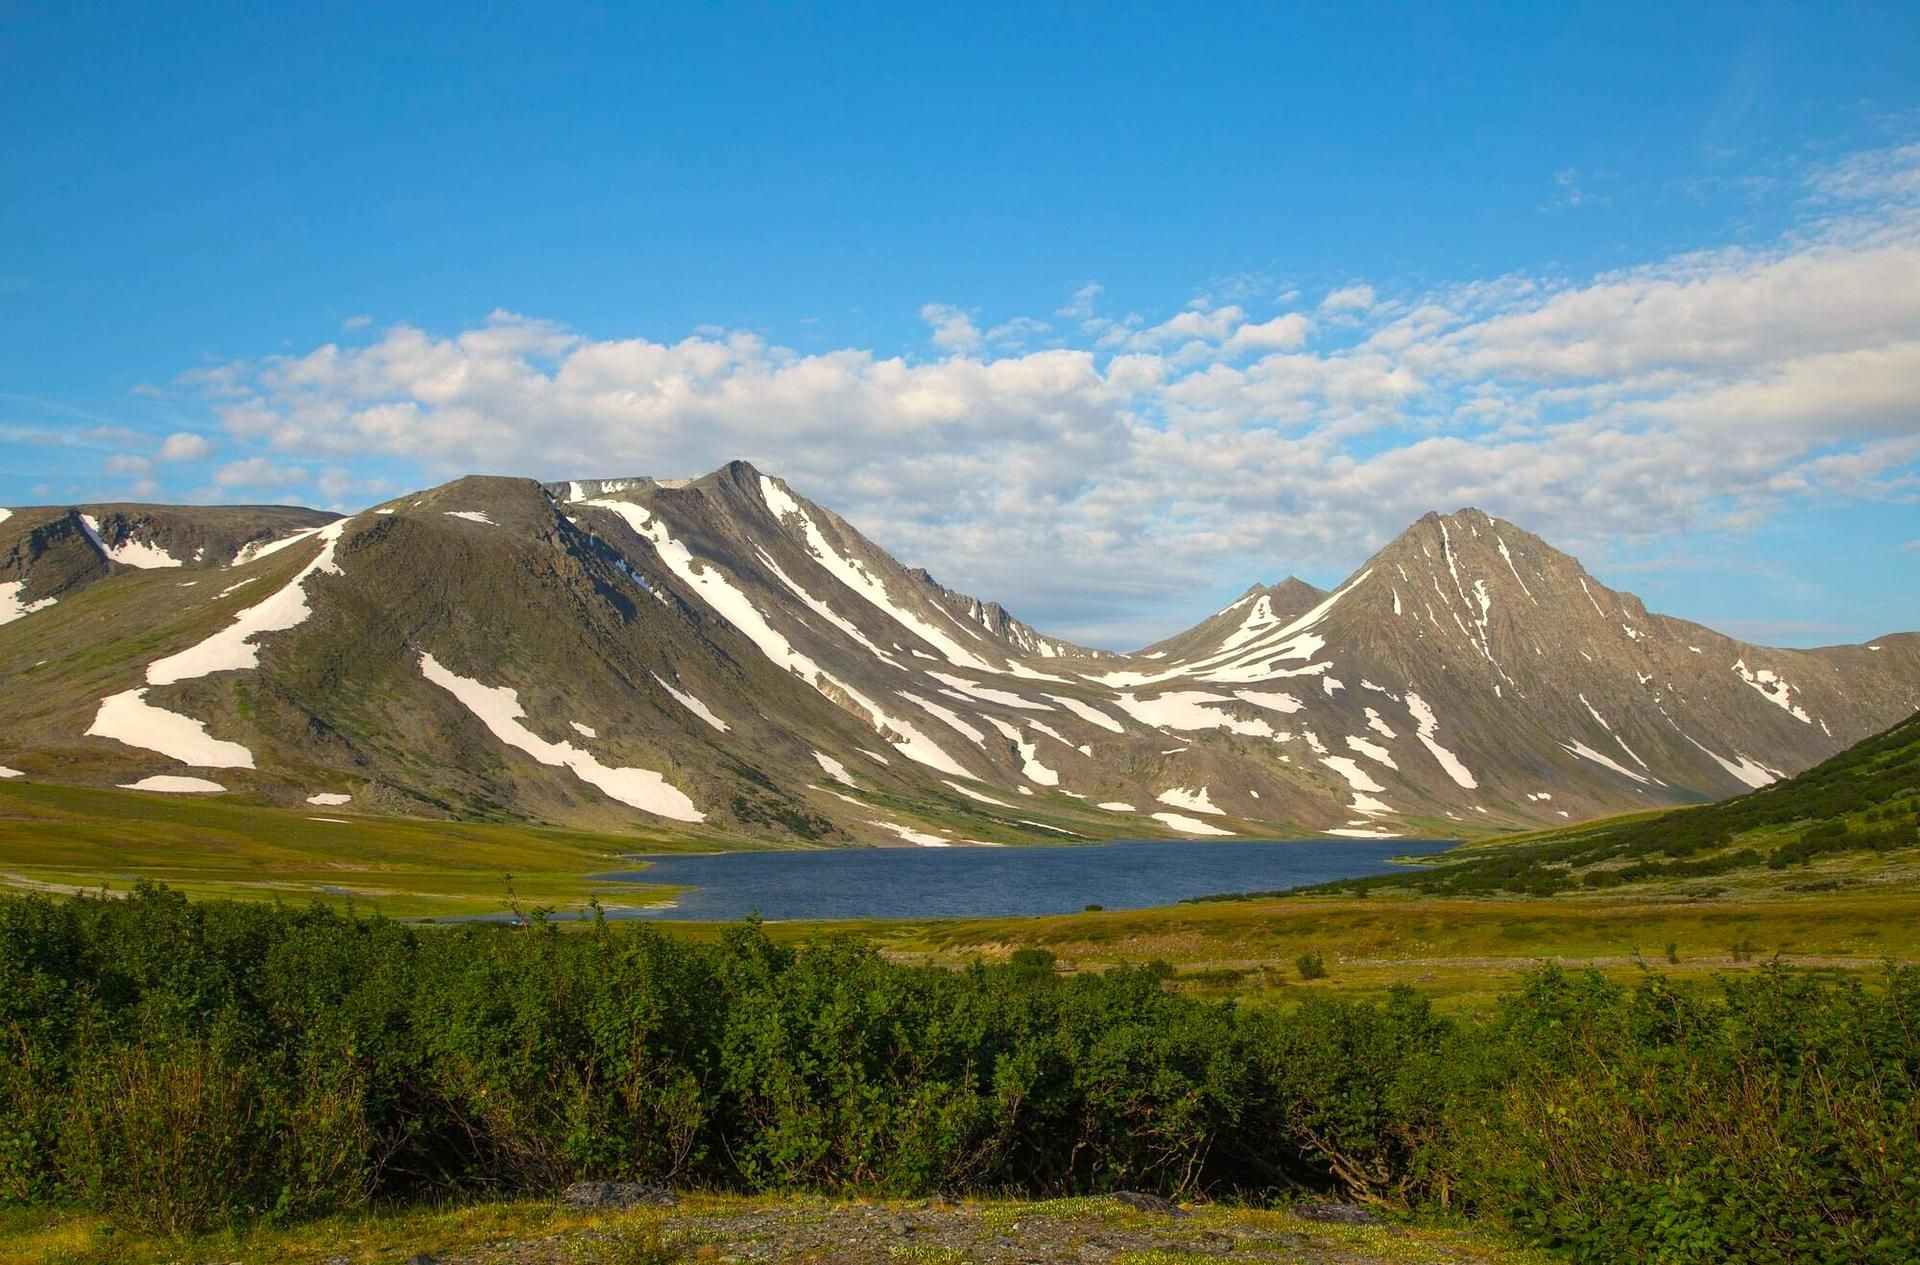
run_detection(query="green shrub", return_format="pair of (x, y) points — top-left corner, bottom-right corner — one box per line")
(58, 1040), (268, 1235)
(1295, 952), (1327, 980)
(4, 886), (1917, 1261)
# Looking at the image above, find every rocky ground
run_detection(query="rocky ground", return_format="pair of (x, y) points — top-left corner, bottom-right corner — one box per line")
(318, 1191), (1541, 1265)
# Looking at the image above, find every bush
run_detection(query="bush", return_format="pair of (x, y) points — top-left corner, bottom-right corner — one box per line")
(3, 886), (1917, 1261)
(1295, 952), (1327, 980)
(59, 1040), (269, 1235)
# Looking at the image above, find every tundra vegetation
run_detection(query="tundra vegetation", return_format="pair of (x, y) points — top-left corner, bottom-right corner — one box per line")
(2, 885), (1916, 1263)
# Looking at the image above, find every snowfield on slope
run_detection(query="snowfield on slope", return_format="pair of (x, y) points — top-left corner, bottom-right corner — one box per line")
(78, 514), (181, 568)
(586, 497), (970, 778)
(419, 652), (704, 822)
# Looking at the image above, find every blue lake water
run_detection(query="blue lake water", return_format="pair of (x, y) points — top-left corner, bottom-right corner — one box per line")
(600, 838), (1454, 921)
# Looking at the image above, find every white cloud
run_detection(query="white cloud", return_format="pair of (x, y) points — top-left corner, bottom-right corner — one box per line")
(342, 314), (374, 331)
(984, 316), (1052, 349)
(175, 143), (1920, 644)
(104, 454), (151, 476)
(1320, 283), (1377, 314)
(214, 457), (308, 488)
(1055, 282), (1104, 319)
(159, 432), (213, 461)
(1221, 313), (1314, 357)
(920, 303), (981, 352)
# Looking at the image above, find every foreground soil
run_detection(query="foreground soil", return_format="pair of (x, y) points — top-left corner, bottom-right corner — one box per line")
(3, 1195), (1549, 1265)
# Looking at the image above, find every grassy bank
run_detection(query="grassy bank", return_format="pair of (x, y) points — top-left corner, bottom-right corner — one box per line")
(839, 889), (1920, 1010)
(0, 781), (712, 918)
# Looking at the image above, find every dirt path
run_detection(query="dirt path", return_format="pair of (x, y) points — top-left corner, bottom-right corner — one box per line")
(378, 1195), (1539, 1265)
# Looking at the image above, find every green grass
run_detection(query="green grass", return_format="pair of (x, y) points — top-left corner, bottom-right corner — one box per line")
(814, 889), (1920, 1010)
(0, 781), (720, 918)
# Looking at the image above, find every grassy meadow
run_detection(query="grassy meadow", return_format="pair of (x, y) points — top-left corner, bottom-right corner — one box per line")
(0, 780), (710, 919)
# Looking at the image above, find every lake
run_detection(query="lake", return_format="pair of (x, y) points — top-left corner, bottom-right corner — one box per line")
(601, 838), (1453, 921)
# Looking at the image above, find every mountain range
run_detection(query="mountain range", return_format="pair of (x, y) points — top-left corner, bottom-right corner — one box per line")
(3, 462), (1917, 846)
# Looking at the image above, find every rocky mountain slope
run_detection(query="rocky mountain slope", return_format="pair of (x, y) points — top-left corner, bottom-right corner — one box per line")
(1, 502), (337, 623)
(1, 465), (1915, 845)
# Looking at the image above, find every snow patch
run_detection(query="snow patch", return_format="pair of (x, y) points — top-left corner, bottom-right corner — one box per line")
(870, 820), (950, 847)
(1320, 756), (1386, 794)
(306, 792), (352, 806)
(570, 721), (597, 738)
(1676, 732), (1782, 790)
(1096, 801), (1137, 812)
(905, 693), (989, 748)
(232, 525), (325, 566)
(1015, 736), (1060, 786)
(650, 672), (729, 732)
(1560, 738), (1653, 786)
(1495, 535), (1537, 603)
(88, 689), (254, 768)
(1344, 735), (1397, 768)
(1156, 786), (1222, 815)
(754, 546), (899, 662)
(1235, 689), (1304, 714)
(1731, 659), (1812, 723)
(118, 775), (226, 793)
(943, 779), (1013, 807)
(148, 519), (350, 685)
(587, 498), (967, 776)
(420, 652), (704, 821)
(0, 581), (57, 625)
(928, 671), (1051, 710)
(79, 515), (181, 568)
(757, 476), (994, 671)
(813, 751), (853, 784)
(1151, 811), (1234, 837)
(1112, 690), (1280, 739)
(442, 510), (496, 525)
(1402, 692), (1477, 789)
(1043, 693), (1126, 732)
(0, 766), (22, 778)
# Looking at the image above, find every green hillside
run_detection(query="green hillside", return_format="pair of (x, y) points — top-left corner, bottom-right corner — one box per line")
(1322, 709), (1920, 898)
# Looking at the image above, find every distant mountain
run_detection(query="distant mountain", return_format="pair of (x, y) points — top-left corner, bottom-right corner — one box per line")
(2, 465), (1915, 846)
(1325, 705), (1920, 898)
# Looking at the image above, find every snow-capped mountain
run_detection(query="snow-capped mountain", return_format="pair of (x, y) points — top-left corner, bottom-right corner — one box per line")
(2, 463), (1915, 845)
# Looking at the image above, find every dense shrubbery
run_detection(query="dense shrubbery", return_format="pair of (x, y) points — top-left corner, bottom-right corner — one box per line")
(3, 886), (1917, 1261)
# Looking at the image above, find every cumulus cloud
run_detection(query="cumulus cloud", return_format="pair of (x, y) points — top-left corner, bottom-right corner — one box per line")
(159, 432), (213, 461)
(920, 303), (982, 352)
(176, 143), (1920, 644)
(1320, 283), (1377, 314)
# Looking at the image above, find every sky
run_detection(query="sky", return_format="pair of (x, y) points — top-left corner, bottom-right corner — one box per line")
(4, 2), (1919, 650)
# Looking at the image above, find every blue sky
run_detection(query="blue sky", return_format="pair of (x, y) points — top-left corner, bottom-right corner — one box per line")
(4, 2), (1918, 648)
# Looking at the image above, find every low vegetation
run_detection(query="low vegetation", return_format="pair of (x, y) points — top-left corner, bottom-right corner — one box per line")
(1294, 708), (1920, 900)
(4, 886), (1917, 1262)
(0, 781), (700, 917)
